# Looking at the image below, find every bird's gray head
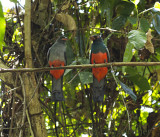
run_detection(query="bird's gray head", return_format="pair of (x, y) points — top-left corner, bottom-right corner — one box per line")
(57, 36), (68, 44)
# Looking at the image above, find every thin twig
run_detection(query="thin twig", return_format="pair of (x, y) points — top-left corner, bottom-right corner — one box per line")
(138, 7), (154, 16)
(67, 69), (82, 84)
(0, 86), (21, 97)
(19, 74), (26, 137)
(8, 74), (19, 137)
(0, 62), (160, 73)
(111, 66), (131, 130)
(26, 109), (34, 137)
(27, 73), (44, 108)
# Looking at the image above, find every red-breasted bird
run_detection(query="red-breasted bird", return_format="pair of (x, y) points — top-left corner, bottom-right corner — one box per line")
(47, 36), (67, 101)
(90, 35), (110, 102)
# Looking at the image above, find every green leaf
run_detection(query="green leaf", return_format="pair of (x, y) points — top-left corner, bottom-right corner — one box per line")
(128, 30), (147, 49)
(117, 1), (135, 17)
(0, 2), (6, 50)
(79, 71), (93, 85)
(126, 67), (150, 90)
(66, 40), (75, 65)
(128, 75), (150, 90)
(140, 18), (150, 33)
(125, 67), (137, 76)
(118, 80), (137, 101)
(128, 16), (137, 25)
(123, 42), (134, 62)
(152, 14), (160, 34)
(9, 0), (18, 3)
(100, 0), (116, 27)
(112, 15), (127, 30)
(122, 42), (134, 73)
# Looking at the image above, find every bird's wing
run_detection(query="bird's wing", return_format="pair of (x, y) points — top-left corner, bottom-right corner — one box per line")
(89, 49), (93, 64)
(64, 51), (67, 65)
(105, 46), (110, 62)
(47, 47), (51, 62)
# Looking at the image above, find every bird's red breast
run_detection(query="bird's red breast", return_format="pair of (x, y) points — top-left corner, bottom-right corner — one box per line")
(91, 52), (108, 82)
(49, 60), (65, 80)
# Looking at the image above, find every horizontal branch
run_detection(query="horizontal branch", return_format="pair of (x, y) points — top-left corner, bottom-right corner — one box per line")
(0, 62), (160, 73)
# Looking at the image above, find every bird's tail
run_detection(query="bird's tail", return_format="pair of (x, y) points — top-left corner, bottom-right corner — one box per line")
(52, 76), (64, 101)
(92, 76), (105, 102)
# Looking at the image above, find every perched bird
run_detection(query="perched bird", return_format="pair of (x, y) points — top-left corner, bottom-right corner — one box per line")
(47, 36), (67, 101)
(90, 35), (110, 102)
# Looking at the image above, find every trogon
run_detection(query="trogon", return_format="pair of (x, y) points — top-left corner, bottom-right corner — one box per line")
(90, 35), (110, 102)
(47, 36), (67, 101)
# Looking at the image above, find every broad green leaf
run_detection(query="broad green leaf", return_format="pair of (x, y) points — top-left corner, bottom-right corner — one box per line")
(117, 1), (135, 17)
(129, 75), (150, 90)
(112, 15), (127, 30)
(140, 18), (150, 33)
(118, 80), (137, 101)
(125, 67), (137, 76)
(154, 2), (160, 11)
(152, 14), (160, 34)
(100, 0), (116, 27)
(79, 71), (93, 85)
(128, 30), (147, 49)
(0, 2), (6, 50)
(9, 0), (18, 3)
(123, 42), (134, 62)
(128, 16), (137, 25)
(66, 40), (75, 65)
(126, 67), (150, 90)
(122, 42), (134, 73)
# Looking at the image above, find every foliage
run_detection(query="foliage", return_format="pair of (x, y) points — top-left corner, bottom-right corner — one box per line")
(0, 1), (5, 50)
(1, 0), (160, 137)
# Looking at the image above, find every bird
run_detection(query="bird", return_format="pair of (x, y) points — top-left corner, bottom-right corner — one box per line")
(90, 35), (110, 102)
(47, 36), (67, 101)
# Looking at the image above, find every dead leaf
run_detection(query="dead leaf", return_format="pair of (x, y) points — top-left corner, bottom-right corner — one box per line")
(61, 1), (70, 11)
(145, 29), (154, 53)
(55, 13), (77, 31)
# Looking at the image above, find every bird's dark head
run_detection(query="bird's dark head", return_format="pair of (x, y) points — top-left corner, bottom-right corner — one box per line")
(57, 36), (68, 44)
(90, 35), (102, 42)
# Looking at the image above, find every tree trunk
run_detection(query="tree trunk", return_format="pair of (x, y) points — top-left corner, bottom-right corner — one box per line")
(23, 0), (47, 136)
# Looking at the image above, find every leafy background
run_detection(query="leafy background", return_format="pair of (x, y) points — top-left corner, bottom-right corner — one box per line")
(1, 0), (160, 137)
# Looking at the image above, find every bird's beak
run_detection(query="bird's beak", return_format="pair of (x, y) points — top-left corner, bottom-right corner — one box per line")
(90, 36), (95, 41)
(62, 38), (68, 41)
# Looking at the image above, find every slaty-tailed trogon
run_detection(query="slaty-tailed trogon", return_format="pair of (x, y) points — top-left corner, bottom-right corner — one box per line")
(90, 35), (110, 102)
(47, 36), (67, 101)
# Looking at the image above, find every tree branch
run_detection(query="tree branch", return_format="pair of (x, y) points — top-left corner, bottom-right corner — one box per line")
(0, 62), (160, 73)
(24, 0), (32, 68)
